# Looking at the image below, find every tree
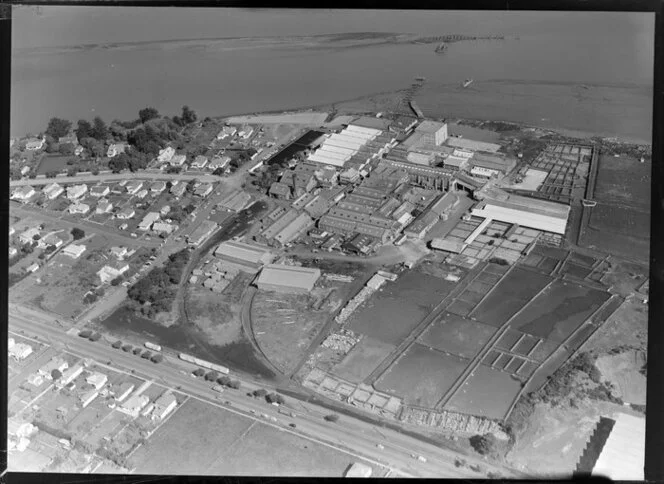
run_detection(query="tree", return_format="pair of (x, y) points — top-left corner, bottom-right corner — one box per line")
(139, 107), (160, 124)
(252, 389), (268, 398)
(71, 227), (85, 240)
(193, 368), (205, 377)
(76, 120), (93, 141)
(205, 371), (219, 382)
(108, 153), (129, 172)
(217, 376), (232, 386)
(122, 344), (133, 352)
(150, 354), (164, 363)
(212, 167), (225, 176)
(45, 142), (59, 154)
(111, 340), (123, 349)
(469, 434), (497, 456)
(324, 414), (339, 423)
(132, 347), (143, 355)
(140, 351), (152, 359)
(45, 170), (59, 178)
(79, 330), (92, 338)
(181, 105), (197, 125)
(51, 369), (63, 381)
(67, 167), (78, 177)
(110, 276), (123, 286)
(228, 380), (241, 389)
(46, 117), (72, 140)
(91, 116), (108, 141)
(91, 168), (100, 176)
(166, 166), (181, 174)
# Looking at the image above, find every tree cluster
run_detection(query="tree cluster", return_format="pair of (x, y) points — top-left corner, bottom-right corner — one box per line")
(75, 117), (108, 142)
(469, 433), (498, 456)
(172, 105), (198, 127)
(71, 227), (85, 240)
(45, 117), (72, 140)
(265, 393), (285, 405)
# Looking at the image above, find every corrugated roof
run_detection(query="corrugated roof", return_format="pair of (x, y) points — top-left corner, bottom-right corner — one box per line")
(471, 203), (568, 234)
(215, 241), (272, 265)
(257, 264), (321, 290)
(431, 238), (466, 253)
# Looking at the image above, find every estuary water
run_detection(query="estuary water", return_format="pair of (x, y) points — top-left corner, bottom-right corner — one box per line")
(11, 8), (654, 143)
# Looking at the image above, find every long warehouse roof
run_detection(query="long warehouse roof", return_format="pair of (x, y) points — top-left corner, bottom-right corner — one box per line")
(314, 148), (350, 160)
(257, 264), (321, 290)
(318, 144), (357, 156)
(308, 153), (347, 167)
(325, 138), (366, 150)
(214, 240), (272, 265)
(346, 124), (382, 137)
(471, 203), (568, 234)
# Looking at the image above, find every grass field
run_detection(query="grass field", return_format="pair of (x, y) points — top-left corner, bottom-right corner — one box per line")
(588, 204), (650, 239)
(375, 343), (468, 408)
(444, 365), (523, 420)
(594, 155), (650, 211)
(508, 280), (610, 342)
(205, 421), (378, 477)
(130, 398), (254, 474)
(331, 336), (395, 384)
(418, 312), (497, 359)
(580, 225), (650, 263)
(185, 283), (243, 347)
(471, 268), (553, 328)
(349, 271), (457, 345)
(36, 155), (73, 175)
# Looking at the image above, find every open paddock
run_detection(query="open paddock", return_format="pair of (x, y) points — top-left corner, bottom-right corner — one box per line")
(444, 364), (523, 420)
(508, 280), (611, 342)
(348, 270), (457, 346)
(206, 421), (381, 477)
(375, 343), (468, 409)
(471, 268), (553, 328)
(446, 299), (476, 318)
(594, 155), (650, 211)
(588, 204), (650, 240)
(332, 336), (395, 384)
(561, 262), (593, 279)
(418, 312), (497, 359)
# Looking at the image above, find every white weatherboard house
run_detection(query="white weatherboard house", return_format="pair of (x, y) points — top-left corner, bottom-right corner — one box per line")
(66, 184), (88, 200)
(158, 146), (175, 163)
(11, 186), (35, 201)
(62, 244), (86, 259)
(107, 143), (127, 158)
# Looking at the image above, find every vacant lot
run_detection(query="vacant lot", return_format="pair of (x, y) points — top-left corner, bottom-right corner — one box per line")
(206, 421), (379, 477)
(509, 280), (610, 342)
(35, 155), (72, 175)
(130, 398), (253, 474)
(185, 282), (243, 347)
(375, 343), (468, 409)
(349, 271), (456, 345)
(253, 288), (332, 374)
(418, 312), (497, 359)
(332, 336), (395, 384)
(471, 268), (553, 327)
(580, 225), (650, 263)
(445, 364), (523, 420)
(594, 155), (650, 211)
(595, 350), (646, 405)
(589, 204), (650, 239)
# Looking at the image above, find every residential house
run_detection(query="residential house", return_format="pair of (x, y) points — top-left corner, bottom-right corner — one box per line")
(19, 227), (40, 245)
(107, 143), (127, 158)
(194, 183), (213, 198)
(217, 126), (237, 139)
(9, 226), (15, 237)
(151, 393), (177, 421)
(110, 246), (128, 259)
(315, 166), (339, 187)
(9, 343), (33, 361)
(25, 137), (45, 151)
(191, 155), (208, 169)
(62, 244), (86, 259)
(118, 394), (150, 418)
(66, 184), (88, 200)
(95, 199), (113, 214)
(157, 146), (175, 163)
(11, 186), (36, 202)
(58, 364), (84, 387)
(42, 182), (64, 200)
(116, 207), (135, 220)
(208, 156), (231, 171)
(339, 167), (361, 184)
(40, 233), (63, 249)
(138, 212), (160, 231)
(124, 180), (143, 195)
(20, 166), (30, 176)
(187, 220), (218, 247)
(9, 247), (18, 258)
(89, 185), (110, 197)
(68, 202), (90, 215)
(170, 183), (187, 198)
(152, 222), (176, 235)
(268, 182), (292, 200)
(58, 133), (78, 145)
(74, 146), (85, 157)
(110, 183), (125, 194)
(135, 189), (149, 199)
(150, 181), (167, 194)
(114, 382), (135, 402)
(80, 390), (99, 409)
(169, 154), (187, 166)
(38, 357), (69, 378)
(97, 263), (130, 283)
(238, 127), (254, 139)
(25, 263), (39, 273)
(86, 372), (108, 390)
(160, 205), (171, 216)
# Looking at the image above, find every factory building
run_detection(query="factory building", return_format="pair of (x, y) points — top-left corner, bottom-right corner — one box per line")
(256, 264), (322, 294)
(214, 240), (274, 273)
(308, 125), (382, 168)
(446, 137), (501, 153)
(272, 212), (314, 247)
(468, 152), (517, 175)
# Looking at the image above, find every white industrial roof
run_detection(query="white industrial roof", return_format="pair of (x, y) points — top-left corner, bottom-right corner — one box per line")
(215, 240), (272, 265)
(257, 264), (321, 290)
(471, 203), (568, 234)
(471, 166), (500, 176)
(318, 144), (357, 156)
(332, 131), (370, 143)
(593, 413), (645, 481)
(308, 153), (347, 167)
(338, 129), (374, 141)
(346, 124), (382, 137)
(314, 148), (349, 161)
(326, 137), (365, 150)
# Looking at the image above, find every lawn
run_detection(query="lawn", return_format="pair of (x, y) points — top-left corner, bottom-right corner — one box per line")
(348, 271), (457, 346)
(129, 398), (254, 474)
(471, 267), (553, 328)
(35, 155), (73, 175)
(418, 312), (497, 359)
(375, 343), (468, 409)
(206, 422), (379, 477)
(444, 364), (523, 420)
(331, 336), (395, 384)
(508, 280), (611, 342)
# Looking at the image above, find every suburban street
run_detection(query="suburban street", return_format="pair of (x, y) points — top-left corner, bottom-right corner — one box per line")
(10, 172), (221, 188)
(9, 304), (517, 478)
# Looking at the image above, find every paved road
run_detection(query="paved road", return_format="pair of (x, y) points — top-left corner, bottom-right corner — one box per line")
(10, 172), (221, 188)
(9, 306), (517, 478)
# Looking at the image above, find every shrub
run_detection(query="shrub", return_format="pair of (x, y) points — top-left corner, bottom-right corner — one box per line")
(469, 434), (497, 456)
(150, 354), (164, 363)
(78, 330), (92, 338)
(205, 371), (219, 382)
(132, 347), (143, 355)
(193, 368), (205, 377)
(228, 380), (241, 389)
(122, 344), (133, 352)
(488, 257), (509, 266)
(324, 414), (339, 423)
(111, 340), (123, 349)
(88, 333), (102, 341)
(252, 389), (268, 398)
(217, 376), (232, 386)
(454, 458), (466, 468)
(141, 351), (152, 359)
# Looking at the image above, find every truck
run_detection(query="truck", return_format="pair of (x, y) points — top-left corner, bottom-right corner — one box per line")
(278, 409), (297, 418)
(178, 353), (230, 375)
(145, 342), (162, 352)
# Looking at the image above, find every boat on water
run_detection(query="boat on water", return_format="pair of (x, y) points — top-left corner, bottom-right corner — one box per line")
(435, 43), (448, 54)
(415, 76), (426, 82)
(462, 79), (474, 88)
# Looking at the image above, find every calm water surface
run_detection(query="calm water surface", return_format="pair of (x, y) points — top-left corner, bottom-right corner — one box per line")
(11, 8), (654, 140)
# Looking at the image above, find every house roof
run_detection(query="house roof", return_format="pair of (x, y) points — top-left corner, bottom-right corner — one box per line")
(269, 182), (291, 197)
